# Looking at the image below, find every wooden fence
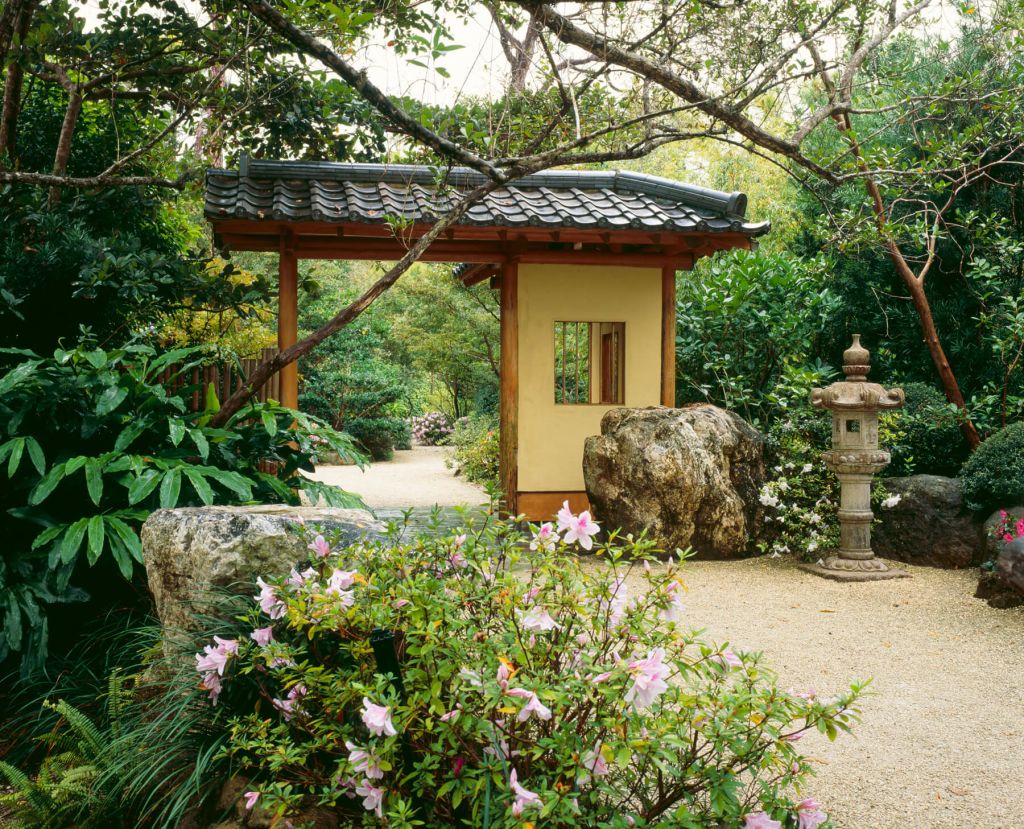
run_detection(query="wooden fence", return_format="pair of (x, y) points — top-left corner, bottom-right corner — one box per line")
(153, 346), (281, 412)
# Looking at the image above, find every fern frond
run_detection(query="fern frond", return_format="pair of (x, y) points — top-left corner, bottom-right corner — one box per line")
(45, 700), (106, 760)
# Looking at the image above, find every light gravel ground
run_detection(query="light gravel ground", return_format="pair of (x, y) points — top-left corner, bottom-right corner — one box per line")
(611, 556), (1024, 829)
(310, 444), (488, 508)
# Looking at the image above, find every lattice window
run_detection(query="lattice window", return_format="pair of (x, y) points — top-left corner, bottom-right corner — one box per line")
(554, 321), (625, 405)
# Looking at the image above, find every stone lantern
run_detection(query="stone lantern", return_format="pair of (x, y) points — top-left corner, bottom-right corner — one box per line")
(803, 335), (908, 581)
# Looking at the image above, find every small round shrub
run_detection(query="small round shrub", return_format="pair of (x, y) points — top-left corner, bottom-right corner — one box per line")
(347, 417), (407, 461)
(960, 421), (1024, 512)
(410, 411), (453, 445)
(193, 512), (861, 828)
(393, 421), (413, 451)
(881, 382), (968, 477)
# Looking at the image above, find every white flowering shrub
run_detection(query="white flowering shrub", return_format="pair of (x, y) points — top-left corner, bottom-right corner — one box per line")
(194, 507), (860, 828)
(410, 411), (454, 445)
(759, 415), (840, 559)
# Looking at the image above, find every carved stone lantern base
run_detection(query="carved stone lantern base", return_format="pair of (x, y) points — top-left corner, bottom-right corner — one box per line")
(798, 556), (910, 582)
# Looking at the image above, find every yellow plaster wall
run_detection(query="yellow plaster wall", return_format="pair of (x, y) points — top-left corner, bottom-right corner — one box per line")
(517, 264), (663, 492)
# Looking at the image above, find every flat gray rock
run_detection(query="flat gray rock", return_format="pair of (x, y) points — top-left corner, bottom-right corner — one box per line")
(141, 505), (384, 632)
(873, 475), (984, 568)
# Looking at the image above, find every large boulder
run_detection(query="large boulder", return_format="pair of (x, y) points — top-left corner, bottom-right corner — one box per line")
(873, 475), (985, 568)
(976, 509), (1024, 608)
(583, 405), (764, 558)
(142, 505), (384, 632)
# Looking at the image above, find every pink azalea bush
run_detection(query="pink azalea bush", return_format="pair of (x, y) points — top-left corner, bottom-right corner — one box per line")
(410, 411), (454, 445)
(992, 509), (1024, 543)
(196, 508), (860, 828)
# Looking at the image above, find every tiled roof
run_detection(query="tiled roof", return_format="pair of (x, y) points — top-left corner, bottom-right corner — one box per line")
(205, 156), (769, 236)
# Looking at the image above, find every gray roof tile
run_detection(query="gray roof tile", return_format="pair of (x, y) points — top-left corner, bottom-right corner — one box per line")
(205, 157), (769, 237)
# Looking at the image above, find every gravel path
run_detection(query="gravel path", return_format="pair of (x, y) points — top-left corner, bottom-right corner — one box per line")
(311, 445), (488, 509)
(610, 555), (1024, 829)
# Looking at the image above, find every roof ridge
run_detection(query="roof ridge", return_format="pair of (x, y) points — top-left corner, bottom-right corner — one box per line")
(215, 155), (749, 219)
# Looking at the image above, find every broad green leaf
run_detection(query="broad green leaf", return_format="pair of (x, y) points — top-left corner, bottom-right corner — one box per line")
(127, 470), (160, 505)
(29, 463), (67, 505)
(84, 349), (107, 368)
(107, 518), (143, 563)
(6, 438), (24, 478)
(25, 437), (44, 475)
(86, 516), (105, 565)
(115, 419), (148, 452)
(168, 417), (186, 447)
(85, 460), (104, 506)
(204, 467), (253, 500)
(185, 469), (214, 505)
(65, 456), (87, 475)
(60, 519), (89, 564)
(0, 359), (41, 396)
(190, 429), (209, 460)
(4, 597), (22, 650)
(261, 410), (278, 437)
(204, 383), (221, 413)
(31, 525), (65, 551)
(159, 468), (182, 508)
(96, 384), (128, 416)
(107, 536), (134, 579)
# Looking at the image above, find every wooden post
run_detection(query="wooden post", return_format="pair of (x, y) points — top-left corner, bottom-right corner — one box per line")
(278, 236), (299, 410)
(499, 261), (519, 515)
(661, 266), (677, 407)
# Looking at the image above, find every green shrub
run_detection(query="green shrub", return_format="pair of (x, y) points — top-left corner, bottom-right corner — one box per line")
(960, 421), (1024, 512)
(0, 343), (365, 674)
(347, 417), (409, 461)
(189, 513), (860, 828)
(447, 415), (499, 487)
(881, 382), (968, 477)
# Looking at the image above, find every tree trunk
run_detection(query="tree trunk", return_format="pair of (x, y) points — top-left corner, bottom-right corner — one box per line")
(0, 0), (36, 163)
(48, 89), (82, 205)
(898, 260), (982, 449)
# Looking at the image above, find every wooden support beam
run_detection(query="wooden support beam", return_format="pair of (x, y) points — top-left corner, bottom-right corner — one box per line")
(661, 266), (677, 407)
(499, 261), (519, 516)
(459, 263), (500, 287)
(278, 236), (299, 410)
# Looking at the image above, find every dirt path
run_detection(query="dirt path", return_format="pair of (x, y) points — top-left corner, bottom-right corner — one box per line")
(611, 555), (1024, 829)
(310, 444), (488, 509)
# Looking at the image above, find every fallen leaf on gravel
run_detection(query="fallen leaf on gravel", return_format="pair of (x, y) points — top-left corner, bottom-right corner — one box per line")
(947, 787), (970, 796)
(819, 609), (836, 613)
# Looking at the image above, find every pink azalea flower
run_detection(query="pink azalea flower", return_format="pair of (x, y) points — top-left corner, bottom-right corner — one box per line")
(199, 670), (222, 704)
(660, 581), (687, 623)
(449, 550), (469, 569)
(255, 577), (286, 619)
(361, 698), (398, 737)
(354, 779), (385, 817)
(242, 791), (260, 811)
(287, 567), (316, 588)
(557, 502), (601, 550)
(591, 671), (613, 684)
(496, 661), (511, 690)
(453, 533), (467, 548)
(625, 647), (670, 711)
(327, 568), (357, 592)
(519, 606), (560, 631)
(393, 598), (410, 609)
(577, 741), (610, 783)
(713, 649), (743, 670)
(440, 704), (462, 722)
(272, 684), (307, 721)
(1016, 517), (1024, 537)
(346, 740), (383, 780)
(506, 688), (552, 722)
(308, 534), (331, 558)
(529, 522), (559, 552)
(453, 756), (465, 777)
(213, 636), (239, 654)
(250, 627), (273, 647)
(1004, 533), (1014, 543)
(744, 813), (782, 829)
(604, 576), (629, 626)
(509, 768), (542, 817)
(195, 646), (229, 677)
(796, 798), (827, 829)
